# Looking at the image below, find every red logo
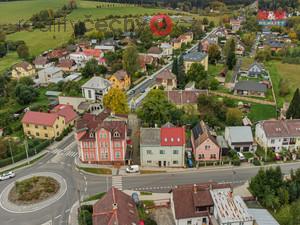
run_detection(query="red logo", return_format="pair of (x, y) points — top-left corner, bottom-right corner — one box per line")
(149, 14), (173, 36)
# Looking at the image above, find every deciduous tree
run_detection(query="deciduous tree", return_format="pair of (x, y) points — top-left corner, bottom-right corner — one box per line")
(103, 88), (129, 114)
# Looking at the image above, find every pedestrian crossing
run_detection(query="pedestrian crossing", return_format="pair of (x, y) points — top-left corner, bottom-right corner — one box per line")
(112, 176), (123, 190)
(49, 148), (78, 158)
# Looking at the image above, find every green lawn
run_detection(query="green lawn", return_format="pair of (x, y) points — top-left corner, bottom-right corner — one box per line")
(79, 167), (112, 175)
(266, 60), (300, 107)
(248, 103), (277, 122)
(0, 52), (20, 74)
(208, 64), (224, 76)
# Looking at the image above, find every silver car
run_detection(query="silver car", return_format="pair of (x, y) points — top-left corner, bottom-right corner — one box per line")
(0, 171), (15, 181)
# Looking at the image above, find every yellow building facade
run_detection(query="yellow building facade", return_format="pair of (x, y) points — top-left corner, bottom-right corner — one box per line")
(109, 70), (131, 90)
(12, 62), (36, 80)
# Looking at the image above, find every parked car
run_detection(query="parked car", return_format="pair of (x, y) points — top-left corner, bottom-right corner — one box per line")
(0, 171), (15, 181)
(126, 165), (140, 173)
(275, 153), (281, 161)
(237, 152), (245, 161)
(187, 159), (193, 168)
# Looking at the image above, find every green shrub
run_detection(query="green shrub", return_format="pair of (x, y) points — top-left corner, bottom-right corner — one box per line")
(253, 158), (261, 166)
(232, 159), (241, 166)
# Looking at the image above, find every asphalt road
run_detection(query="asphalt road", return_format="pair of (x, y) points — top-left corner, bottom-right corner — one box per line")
(1, 135), (300, 224)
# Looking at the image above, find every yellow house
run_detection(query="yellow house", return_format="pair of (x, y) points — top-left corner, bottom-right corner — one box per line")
(12, 61), (36, 80)
(109, 70), (131, 90)
(172, 39), (182, 50)
(183, 51), (208, 73)
(21, 105), (77, 140)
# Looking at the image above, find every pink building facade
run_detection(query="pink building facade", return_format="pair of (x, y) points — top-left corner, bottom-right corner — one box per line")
(191, 121), (220, 161)
(76, 111), (128, 165)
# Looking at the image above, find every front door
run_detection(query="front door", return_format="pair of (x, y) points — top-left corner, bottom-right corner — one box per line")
(158, 161), (161, 167)
(163, 161), (167, 167)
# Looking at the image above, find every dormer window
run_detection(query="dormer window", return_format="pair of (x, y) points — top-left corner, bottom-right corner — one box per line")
(164, 138), (168, 142)
(114, 131), (120, 138)
(90, 132), (94, 138)
(171, 138), (174, 142)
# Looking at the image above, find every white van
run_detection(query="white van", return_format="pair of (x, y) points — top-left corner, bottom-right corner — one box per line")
(126, 165), (140, 173)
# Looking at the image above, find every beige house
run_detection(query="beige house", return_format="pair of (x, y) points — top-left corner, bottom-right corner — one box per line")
(156, 69), (177, 91)
(12, 62), (36, 80)
(183, 51), (208, 73)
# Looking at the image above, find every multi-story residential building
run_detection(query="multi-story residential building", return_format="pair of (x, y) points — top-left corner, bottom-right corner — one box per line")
(108, 70), (131, 90)
(171, 182), (254, 225)
(33, 56), (54, 69)
(147, 46), (163, 59)
(76, 110), (128, 165)
(160, 42), (173, 57)
(21, 105), (77, 140)
(38, 66), (64, 85)
(12, 61), (36, 80)
(225, 126), (256, 152)
(183, 51), (208, 73)
(93, 187), (140, 225)
(191, 121), (220, 162)
(255, 119), (300, 152)
(156, 69), (177, 91)
(81, 76), (111, 103)
(140, 123), (186, 167)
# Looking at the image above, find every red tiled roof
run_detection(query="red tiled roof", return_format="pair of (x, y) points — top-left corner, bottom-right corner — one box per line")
(51, 104), (78, 124)
(13, 61), (32, 71)
(47, 49), (68, 59)
(83, 49), (102, 58)
(33, 56), (48, 66)
(93, 187), (140, 225)
(156, 69), (176, 80)
(160, 126), (185, 146)
(165, 90), (208, 105)
(58, 59), (76, 68)
(22, 111), (58, 126)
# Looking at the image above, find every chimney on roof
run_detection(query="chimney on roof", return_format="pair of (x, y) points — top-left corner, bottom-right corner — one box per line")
(112, 203), (118, 210)
(193, 184), (197, 194)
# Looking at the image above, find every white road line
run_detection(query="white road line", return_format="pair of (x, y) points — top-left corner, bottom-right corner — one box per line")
(65, 208), (71, 213)
(54, 215), (62, 220)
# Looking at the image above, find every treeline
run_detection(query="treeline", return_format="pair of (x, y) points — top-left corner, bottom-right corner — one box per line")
(258, 0), (298, 10)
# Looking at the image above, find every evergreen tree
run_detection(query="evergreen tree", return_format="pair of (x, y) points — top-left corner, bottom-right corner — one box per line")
(286, 88), (300, 119)
(172, 57), (178, 76)
(177, 55), (186, 89)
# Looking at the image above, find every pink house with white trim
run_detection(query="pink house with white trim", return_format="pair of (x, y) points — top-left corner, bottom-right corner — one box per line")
(76, 110), (128, 165)
(191, 121), (220, 161)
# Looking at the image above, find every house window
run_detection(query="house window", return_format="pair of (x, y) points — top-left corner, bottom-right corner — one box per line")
(177, 138), (180, 142)
(43, 126), (47, 130)
(115, 152), (121, 159)
(205, 145), (210, 150)
(187, 221), (192, 225)
(27, 131), (31, 135)
(210, 154), (216, 159)
(84, 142), (88, 148)
(45, 133), (48, 138)
(35, 125), (38, 129)
(89, 142), (93, 148)
(171, 138), (174, 142)
(114, 132), (120, 138)
(101, 152), (108, 159)
(147, 160), (152, 164)
(88, 90), (92, 99)
(85, 153), (89, 160)
(173, 160), (178, 164)
(26, 124), (29, 127)
(57, 132), (59, 136)
(103, 134), (107, 138)
(164, 138), (168, 142)
(271, 139), (275, 144)
(146, 150), (152, 155)
(198, 154), (204, 159)
(36, 132), (40, 136)
(56, 125), (59, 128)
(173, 150), (179, 154)
(160, 150), (165, 155)
(115, 142), (121, 147)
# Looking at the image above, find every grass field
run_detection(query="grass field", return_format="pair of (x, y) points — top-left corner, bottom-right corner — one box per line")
(0, 52), (20, 73)
(266, 60), (300, 106)
(248, 103), (277, 122)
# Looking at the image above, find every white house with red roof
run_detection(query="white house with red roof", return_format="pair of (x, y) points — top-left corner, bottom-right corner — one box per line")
(21, 105), (77, 140)
(140, 122), (186, 167)
(75, 110), (128, 165)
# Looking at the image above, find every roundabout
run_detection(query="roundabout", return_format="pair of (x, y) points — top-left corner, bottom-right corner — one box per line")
(0, 172), (67, 214)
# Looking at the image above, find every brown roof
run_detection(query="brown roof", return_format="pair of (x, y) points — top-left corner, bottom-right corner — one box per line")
(113, 70), (128, 81)
(192, 121), (219, 148)
(58, 59), (76, 68)
(13, 61), (32, 71)
(76, 110), (128, 141)
(138, 54), (154, 69)
(165, 90), (208, 105)
(47, 49), (68, 59)
(156, 69), (176, 80)
(33, 56), (48, 66)
(93, 187), (140, 225)
(147, 46), (162, 55)
(261, 119), (300, 138)
(172, 182), (231, 220)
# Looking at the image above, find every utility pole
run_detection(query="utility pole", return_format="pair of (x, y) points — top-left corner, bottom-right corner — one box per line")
(9, 141), (14, 164)
(24, 138), (30, 165)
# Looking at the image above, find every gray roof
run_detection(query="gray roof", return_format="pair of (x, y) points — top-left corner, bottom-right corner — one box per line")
(39, 66), (62, 75)
(248, 209), (280, 225)
(45, 91), (62, 97)
(183, 51), (207, 62)
(234, 80), (267, 93)
(226, 126), (253, 143)
(81, 76), (111, 90)
(140, 128), (160, 146)
(216, 136), (229, 149)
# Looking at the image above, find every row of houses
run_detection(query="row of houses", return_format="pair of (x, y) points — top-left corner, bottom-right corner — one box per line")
(92, 182), (277, 225)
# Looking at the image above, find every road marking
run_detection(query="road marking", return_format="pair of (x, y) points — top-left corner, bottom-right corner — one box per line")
(65, 208), (71, 213)
(54, 215), (62, 220)
(112, 176), (123, 190)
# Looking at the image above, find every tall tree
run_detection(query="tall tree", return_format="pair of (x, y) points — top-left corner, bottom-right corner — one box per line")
(81, 58), (107, 78)
(186, 63), (208, 89)
(103, 88), (129, 114)
(208, 44), (221, 64)
(122, 43), (139, 76)
(177, 55), (186, 89)
(286, 88), (300, 119)
(172, 57), (178, 76)
(16, 43), (29, 59)
(224, 38), (236, 69)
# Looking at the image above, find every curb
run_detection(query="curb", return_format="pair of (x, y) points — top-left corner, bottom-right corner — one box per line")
(68, 200), (79, 225)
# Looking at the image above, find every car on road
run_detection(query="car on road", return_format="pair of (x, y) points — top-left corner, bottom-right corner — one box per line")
(237, 152), (245, 161)
(126, 165), (140, 173)
(186, 151), (192, 159)
(128, 90), (135, 95)
(0, 171), (15, 181)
